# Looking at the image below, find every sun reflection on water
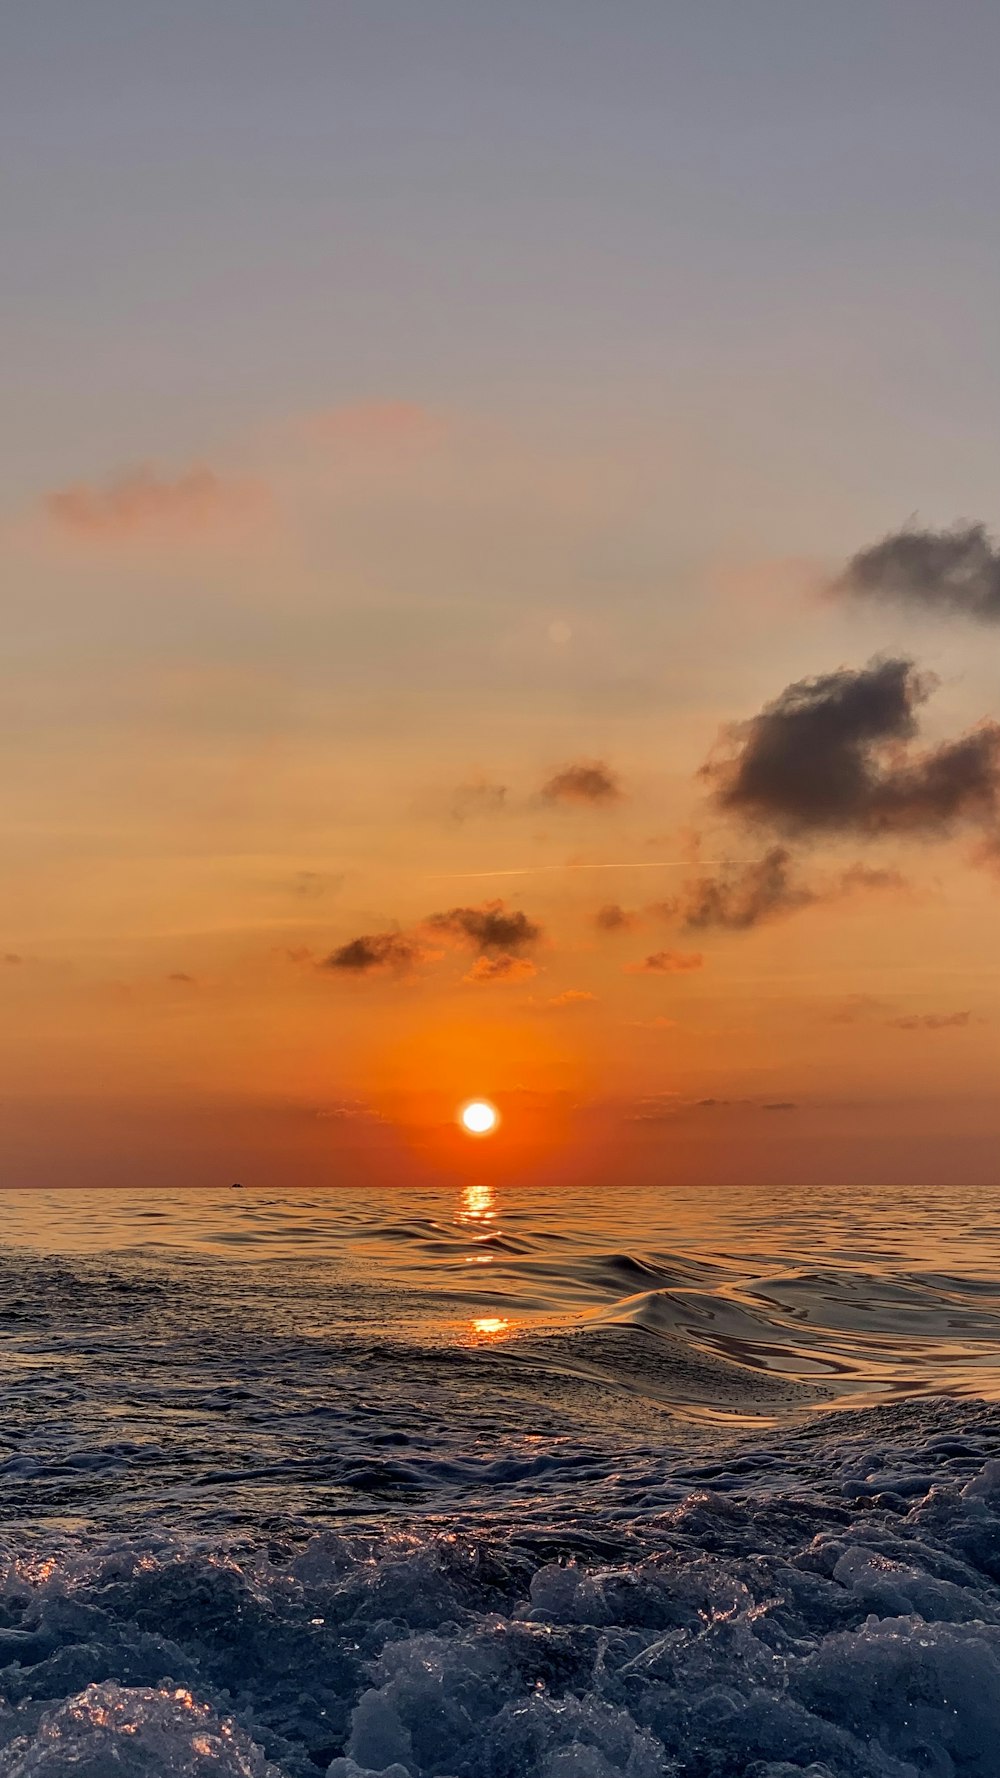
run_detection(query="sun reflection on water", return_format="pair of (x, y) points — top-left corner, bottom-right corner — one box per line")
(460, 1182), (496, 1223)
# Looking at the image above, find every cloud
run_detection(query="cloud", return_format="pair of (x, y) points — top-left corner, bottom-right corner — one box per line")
(463, 953), (538, 985)
(838, 862), (908, 894)
(321, 932), (424, 975)
(3, 954), (22, 966)
(836, 522), (1000, 623)
(541, 760), (624, 806)
(630, 1093), (797, 1120)
(292, 871), (342, 899)
(546, 988), (598, 1007)
(624, 949), (703, 975)
(823, 997), (977, 1030)
(677, 847), (815, 930)
(166, 972), (196, 985)
(704, 656), (1000, 839)
(823, 994), (894, 1024)
(322, 899), (542, 984)
(888, 1010), (974, 1031)
(43, 464), (269, 542)
(671, 848), (908, 932)
(451, 778), (508, 821)
(425, 899), (542, 953)
(594, 902), (640, 932)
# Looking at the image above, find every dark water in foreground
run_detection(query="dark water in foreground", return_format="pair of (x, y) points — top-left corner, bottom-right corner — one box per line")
(2, 1182), (1000, 1776)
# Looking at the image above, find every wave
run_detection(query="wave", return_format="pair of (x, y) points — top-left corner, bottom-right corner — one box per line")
(3, 1400), (1000, 1775)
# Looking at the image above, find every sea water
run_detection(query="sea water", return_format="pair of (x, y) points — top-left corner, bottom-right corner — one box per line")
(2, 1182), (1000, 1775)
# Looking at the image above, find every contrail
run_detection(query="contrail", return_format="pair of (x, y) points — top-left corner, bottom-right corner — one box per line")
(424, 860), (754, 881)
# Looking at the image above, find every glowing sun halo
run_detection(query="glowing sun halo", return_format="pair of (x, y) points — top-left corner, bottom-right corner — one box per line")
(460, 1099), (499, 1136)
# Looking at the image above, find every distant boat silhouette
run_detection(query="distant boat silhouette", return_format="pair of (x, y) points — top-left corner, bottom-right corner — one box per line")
(231, 1182), (244, 1189)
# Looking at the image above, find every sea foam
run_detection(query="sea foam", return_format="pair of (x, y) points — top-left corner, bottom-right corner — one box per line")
(3, 1411), (1000, 1776)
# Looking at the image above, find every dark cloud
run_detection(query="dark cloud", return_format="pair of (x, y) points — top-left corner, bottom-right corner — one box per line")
(322, 932), (422, 974)
(705, 656), (1000, 839)
(463, 953), (538, 984)
(451, 779), (508, 821)
(594, 902), (640, 932)
(678, 847), (815, 930)
(541, 760), (624, 806)
(3, 954), (22, 966)
(167, 972), (196, 984)
(624, 949), (703, 975)
(837, 522), (1000, 623)
(888, 1010), (974, 1031)
(322, 899), (542, 983)
(673, 850), (907, 932)
(425, 900), (542, 953)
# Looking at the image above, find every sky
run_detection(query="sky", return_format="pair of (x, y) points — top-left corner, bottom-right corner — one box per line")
(2, 1), (999, 1189)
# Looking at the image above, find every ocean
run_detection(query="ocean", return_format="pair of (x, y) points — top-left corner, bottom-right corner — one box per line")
(2, 1182), (1000, 1776)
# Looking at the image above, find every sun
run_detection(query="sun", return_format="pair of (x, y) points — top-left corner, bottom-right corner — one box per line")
(459, 1099), (499, 1137)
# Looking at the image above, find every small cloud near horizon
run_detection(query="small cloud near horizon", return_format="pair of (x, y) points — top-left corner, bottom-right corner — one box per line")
(629, 1093), (798, 1121)
(888, 1010), (976, 1031)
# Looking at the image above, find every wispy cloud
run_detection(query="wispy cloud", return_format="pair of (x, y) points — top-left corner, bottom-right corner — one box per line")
(624, 949), (703, 975)
(450, 778), (508, 821)
(888, 1010), (975, 1031)
(629, 1093), (798, 1121)
(677, 847), (813, 930)
(44, 464), (270, 543)
(540, 760), (624, 806)
(463, 953), (538, 984)
(823, 996), (978, 1031)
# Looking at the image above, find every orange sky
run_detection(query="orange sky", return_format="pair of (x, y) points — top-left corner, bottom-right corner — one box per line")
(2, 402), (998, 1188)
(4, 8), (999, 1189)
